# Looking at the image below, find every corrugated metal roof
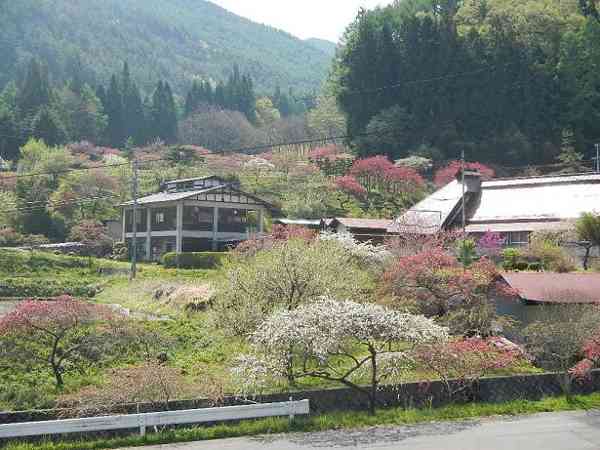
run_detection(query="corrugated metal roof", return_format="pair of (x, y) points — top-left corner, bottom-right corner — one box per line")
(466, 220), (574, 233)
(482, 173), (600, 189)
(333, 218), (393, 230)
(394, 173), (600, 235)
(501, 272), (600, 304)
(470, 177), (600, 223)
(392, 180), (463, 234)
(121, 186), (225, 206)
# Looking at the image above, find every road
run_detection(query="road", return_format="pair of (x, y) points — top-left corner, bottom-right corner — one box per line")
(121, 410), (600, 450)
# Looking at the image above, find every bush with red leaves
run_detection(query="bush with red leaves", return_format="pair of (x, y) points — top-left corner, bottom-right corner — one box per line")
(348, 156), (425, 196)
(382, 247), (515, 336)
(416, 337), (522, 399)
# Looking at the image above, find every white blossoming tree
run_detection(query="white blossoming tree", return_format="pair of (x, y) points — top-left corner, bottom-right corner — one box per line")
(232, 298), (448, 415)
(319, 232), (392, 269)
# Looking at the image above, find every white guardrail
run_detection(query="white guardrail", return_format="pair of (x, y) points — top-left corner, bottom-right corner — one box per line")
(0, 399), (310, 439)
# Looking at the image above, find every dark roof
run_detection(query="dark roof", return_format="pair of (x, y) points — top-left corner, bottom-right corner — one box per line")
(501, 272), (600, 304)
(121, 184), (274, 209)
(164, 175), (224, 184)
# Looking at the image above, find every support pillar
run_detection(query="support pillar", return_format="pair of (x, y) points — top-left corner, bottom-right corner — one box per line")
(258, 209), (264, 234)
(122, 208), (127, 242)
(176, 203), (183, 253)
(145, 208), (152, 261)
(212, 207), (219, 251)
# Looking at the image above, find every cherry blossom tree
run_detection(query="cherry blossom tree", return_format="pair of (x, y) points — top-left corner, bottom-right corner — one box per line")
(433, 161), (495, 187)
(0, 296), (118, 388)
(233, 298), (448, 415)
(335, 175), (368, 200)
(349, 156), (424, 197)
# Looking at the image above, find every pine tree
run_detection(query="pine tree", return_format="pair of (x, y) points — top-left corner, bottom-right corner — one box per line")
(105, 74), (124, 147)
(32, 107), (68, 146)
(18, 59), (51, 120)
(150, 81), (177, 144)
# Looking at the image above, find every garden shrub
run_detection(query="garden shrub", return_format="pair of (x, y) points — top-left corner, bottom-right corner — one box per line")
(528, 262), (542, 272)
(161, 252), (228, 269)
(501, 248), (522, 270)
(528, 240), (576, 273)
(0, 278), (99, 298)
(515, 261), (529, 271)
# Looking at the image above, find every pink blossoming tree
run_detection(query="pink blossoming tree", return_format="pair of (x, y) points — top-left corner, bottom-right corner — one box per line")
(0, 296), (119, 388)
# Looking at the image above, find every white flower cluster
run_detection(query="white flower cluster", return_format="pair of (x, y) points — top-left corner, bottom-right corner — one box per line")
(319, 232), (392, 267)
(251, 298), (448, 369)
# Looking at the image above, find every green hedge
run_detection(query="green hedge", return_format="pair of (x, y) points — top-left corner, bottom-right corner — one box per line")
(161, 252), (228, 269)
(0, 278), (100, 298)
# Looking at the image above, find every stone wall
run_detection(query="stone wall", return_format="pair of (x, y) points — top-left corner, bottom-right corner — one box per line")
(1, 370), (599, 425)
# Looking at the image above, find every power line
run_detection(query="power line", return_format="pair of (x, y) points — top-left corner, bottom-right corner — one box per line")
(0, 193), (120, 215)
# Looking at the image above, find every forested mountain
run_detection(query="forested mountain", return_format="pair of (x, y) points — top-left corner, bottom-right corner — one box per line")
(0, 0), (332, 94)
(305, 38), (337, 57)
(333, 0), (600, 166)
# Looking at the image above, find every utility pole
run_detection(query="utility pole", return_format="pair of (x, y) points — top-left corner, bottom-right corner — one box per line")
(461, 149), (466, 233)
(130, 159), (139, 280)
(595, 143), (600, 173)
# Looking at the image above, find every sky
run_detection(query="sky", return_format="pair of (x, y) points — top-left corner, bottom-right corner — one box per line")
(210, 0), (393, 43)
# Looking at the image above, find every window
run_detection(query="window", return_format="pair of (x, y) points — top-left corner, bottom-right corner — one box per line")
(125, 209), (147, 233)
(218, 208), (248, 233)
(183, 206), (213, 231)
(508, 231), (530, 247)
(151, 207), (177, 231)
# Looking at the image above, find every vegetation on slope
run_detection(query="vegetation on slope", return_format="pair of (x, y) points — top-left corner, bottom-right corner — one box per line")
(0, 0), (332, 94)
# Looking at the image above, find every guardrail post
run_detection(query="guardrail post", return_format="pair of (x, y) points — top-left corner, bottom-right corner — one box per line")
(139, 414), (146, 436)
(288, 396), (295, 422)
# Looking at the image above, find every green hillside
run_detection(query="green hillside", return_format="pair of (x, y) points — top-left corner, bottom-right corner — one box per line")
(0, 0), (332, 94)
(305, 38), (337, 57)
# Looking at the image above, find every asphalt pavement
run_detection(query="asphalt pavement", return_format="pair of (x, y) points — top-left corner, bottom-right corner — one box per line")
(120, 410), (600, 450)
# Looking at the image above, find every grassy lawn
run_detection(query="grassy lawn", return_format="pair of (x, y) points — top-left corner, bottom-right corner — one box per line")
(4, 393), (600, 450)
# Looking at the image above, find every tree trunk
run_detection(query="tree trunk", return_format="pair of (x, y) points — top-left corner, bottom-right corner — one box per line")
(52, 363), (64, 389)
(368, 351), (378, 416)
(583, 246), (591, 271)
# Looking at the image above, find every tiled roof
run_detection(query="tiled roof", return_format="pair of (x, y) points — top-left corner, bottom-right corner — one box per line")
(501, 272), (600, 304)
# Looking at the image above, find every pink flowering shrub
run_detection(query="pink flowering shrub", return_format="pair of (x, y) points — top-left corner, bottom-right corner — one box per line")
(382, 247), (516, 336)
(416, 337), (521, 399)
(434, 161), (495, 187)
(308, 145), (340, 161)
(570, 331), (600, 380)
(335, 175), (368, 199)
(478, 231), (505, 256)
(348, 156), (425, 195)
(0, 297), (119, 388)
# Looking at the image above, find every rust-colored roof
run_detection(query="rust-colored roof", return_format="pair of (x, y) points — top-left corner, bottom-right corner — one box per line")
(501, 272), (600, 304)
(332, 218), (393, 231)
